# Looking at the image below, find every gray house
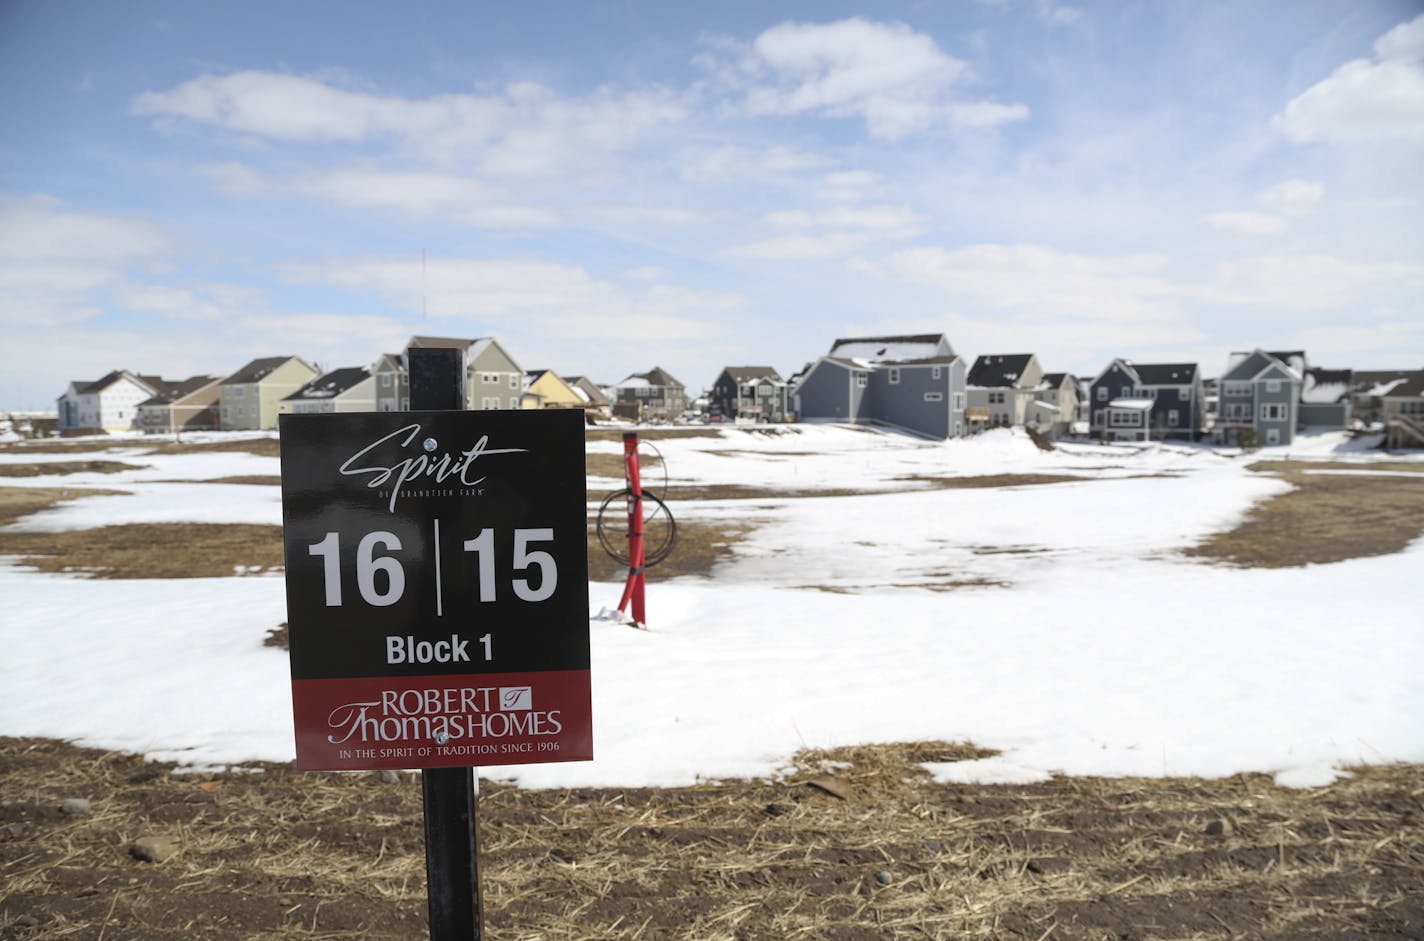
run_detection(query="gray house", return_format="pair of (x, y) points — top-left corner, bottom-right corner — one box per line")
(792, 334), (967, 439)
(710, 366), (791, 423)
(965, 354), (1043, 432)
(610, 367), (688, 422)
(1300, 368), (1352, 430)
(372, 353), (410, 412)
(1089, 359), (1204, 441)
(1214, 350), (1303, 446)
(1349, 370), (1419, 427)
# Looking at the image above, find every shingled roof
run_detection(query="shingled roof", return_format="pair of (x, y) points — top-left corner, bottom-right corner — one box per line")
(967, 354), (1034, 388)
(284, 367), (371, 401)
(1131, 363), (1199, 385)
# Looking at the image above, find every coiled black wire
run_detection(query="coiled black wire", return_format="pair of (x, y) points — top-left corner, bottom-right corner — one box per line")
(595, 438), (678, 568)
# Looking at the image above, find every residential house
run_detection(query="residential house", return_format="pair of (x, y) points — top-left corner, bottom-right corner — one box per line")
(219, 356), (320, 430)
(522, 370), (584, 409)
(1381, 371), (1424, 449)
(562, 376), (611, 419)
(792, 334), (967, 440)
(371, 353), (410, 412)
(610, 367), (688, 422)
(136, 376), (221, 434)
(965, 354), (1043, 431)
(1299, 368), (1353, 430)
(407, 336), (523, 411)
(281, 367), (376, 415)
(1089, 360), (1204, 442)
(57, 370), (163, 432)
(1213, 350), (1302, 447)
(1348, 370), (1419, 427)
(710, 366), (791, 423)
(1034, 372), (1081, 438)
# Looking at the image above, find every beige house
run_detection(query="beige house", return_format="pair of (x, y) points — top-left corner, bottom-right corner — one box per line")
(219, 356), (320, 430)
(563, 376), (611, 418)
(965, 354), (1044, 430)
(407, 336), (523, 411)
(136, 376), (221, 434)
(522, 370), (585, 409)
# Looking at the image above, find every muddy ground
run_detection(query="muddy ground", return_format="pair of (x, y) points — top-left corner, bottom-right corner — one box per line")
(3, 738), (1421, 941)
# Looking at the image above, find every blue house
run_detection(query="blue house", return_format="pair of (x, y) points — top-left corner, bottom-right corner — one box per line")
(1089, 359), (1204, 442)
(792, 334), (967, 439)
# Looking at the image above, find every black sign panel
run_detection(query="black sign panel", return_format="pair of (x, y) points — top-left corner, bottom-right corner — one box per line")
(278, 409), (591, 770)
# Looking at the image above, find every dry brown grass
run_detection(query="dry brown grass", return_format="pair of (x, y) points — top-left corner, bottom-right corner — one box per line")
(0, 523), (287, 578)
(2, 737), (1419, 940)
(0, 461), (143, 478)
(1185, 462), (1424, 567)
(0, 487), (129, 528)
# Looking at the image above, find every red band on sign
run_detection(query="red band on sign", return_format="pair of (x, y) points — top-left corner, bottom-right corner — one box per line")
(291, 670), (593, 771)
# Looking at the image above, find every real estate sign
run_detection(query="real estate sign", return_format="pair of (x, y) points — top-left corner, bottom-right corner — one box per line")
(278, 409), (592, 771)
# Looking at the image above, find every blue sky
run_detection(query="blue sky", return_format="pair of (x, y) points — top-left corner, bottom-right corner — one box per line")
(1, 0), (1421, 409)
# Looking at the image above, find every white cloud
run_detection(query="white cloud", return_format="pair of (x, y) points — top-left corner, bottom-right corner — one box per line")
(1211, 253), (1424, 311)
(815, 170), (881, 202)
(134, 71), (684, 175)
(863, 242), (1181, 321)
(728, 203), (924, 259)
(1255, 179), (1324, 214)
(0, 197), (167, 326)
(283, 255), (742, 343)
(115, 283), (223, 320)
(1202, 211), (1286, 236)
(681, 145), (826, 184)
(1274, 14), (1424, 144)
(708, 18), (1028, 138)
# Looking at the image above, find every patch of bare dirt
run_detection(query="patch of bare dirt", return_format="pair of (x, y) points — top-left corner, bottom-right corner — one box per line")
(147, 476), (283, 486)
(1186, 463), (1424, 568)
(0, 461), (144, 478)
(0, 487), (129, 528)
(0, 523), (286, 578)
(2, 737), (1419, 940)
(142, 437), (281, 457)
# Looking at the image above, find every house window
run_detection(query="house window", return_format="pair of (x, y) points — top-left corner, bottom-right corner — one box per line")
(1266, 380), (1281, 393)
(509, 397), (518, 409)
(1224, 381), (1251, 396)
(889, 368), (900, 385)
(1266, 428), (1281, 445)
(481, 396), (498, 409)
(855, 373), (868, 388)
(1178, 388), (1189, 401)
(381, 374), (392, 388)
(482, 374), (498, 384)
(932, 366), (942, 380)
(924, 392), (943, 402)
(1260, 403), (1287, 421)
(510, 375), (518, 388)
(1168, 411), (1179, 427)
(233, 387), (245, 398)
(952, 392), (964, 410)
(1096, 386), (1107, 402)
(1110, 410), (1142, 427)
(1093, 409), (1104, 426)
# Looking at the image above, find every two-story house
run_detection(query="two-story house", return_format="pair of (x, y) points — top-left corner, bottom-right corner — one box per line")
(1213, 350), (1303, 446)
(611, 367), (688, 422)
(1381, 371), (1424, 449)
(1348, 370), (1419, 427)
(522, 370), (584, 409)
(1034, 372), (1081, 438)
(710, 367), (791, 423)
(965, 354), (1044, 431)
(792, 334), (967, 439)
(562, 376), (611, 419)
(136, 376), (221, 434)
(220, 356), (320, 430)
(281, 367), (376, 415)
(1089, 360), (1203, 442)
(371, 353), (410, 412)
(57, 370), (164, 433)
(407, 336), (523, 411)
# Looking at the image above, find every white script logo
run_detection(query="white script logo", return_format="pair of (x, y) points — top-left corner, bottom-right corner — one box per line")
(338, 422), (526, 511)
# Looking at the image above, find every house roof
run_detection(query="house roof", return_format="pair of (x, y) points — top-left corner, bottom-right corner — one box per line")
(1040, 372), (1072, 387)
(80, 370), (159, 395)
(407, 336), (473, 351)
(620, 367), (684, 389)
(223, 356), (303, 385)
(721, 366), (782, 382)
(138, 376), (220, 407)
(284, 367), (371, 401)
(1302, 368), (1353, 404)
(1222, 350), (1300, 383)
(828, 334), (950, 363)
(967, 354), (1035, 388)
(1131, 363), (1199, 385)
(562, 376), (610, 405)
(1381, 372), (1424, 399)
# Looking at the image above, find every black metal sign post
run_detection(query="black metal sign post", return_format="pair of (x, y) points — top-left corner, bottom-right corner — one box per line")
(278, 345), (592, 941)
(410, 346), (482, 941)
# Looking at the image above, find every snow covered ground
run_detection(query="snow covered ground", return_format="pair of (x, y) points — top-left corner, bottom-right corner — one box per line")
(2, 426), (1421, 788)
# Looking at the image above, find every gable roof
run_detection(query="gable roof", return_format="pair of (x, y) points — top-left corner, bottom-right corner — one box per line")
(138, 376), (220, 407)
(1132, 363), (1199, 386)
(1302, 368), (1353, 404)
(720, 366), (782, 382)
(1222, 350), (1300, 383)
(407, 336), (473, 352)
(1380, 371), (1424, 399)
(828, 334), (951, 363)
(1039, 372), (1073, 388)
(80, 370), (160, 395)
(621, 367), (683, 389)
(967, 354), (1035, 388)
(284, 366), (371, 401)
(223, 356), (307, 385)
(562, 376), (610, 405)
